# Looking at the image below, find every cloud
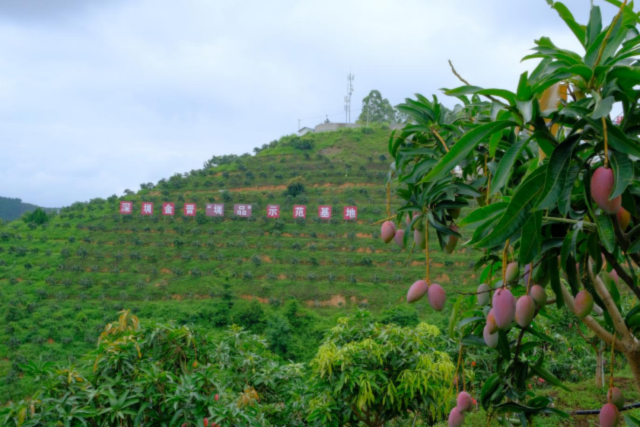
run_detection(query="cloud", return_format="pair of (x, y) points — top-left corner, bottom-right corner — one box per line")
(0, 0), (628, 207)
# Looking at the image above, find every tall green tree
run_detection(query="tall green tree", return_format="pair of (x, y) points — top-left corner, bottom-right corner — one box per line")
(386, 1), (640, 424)
(307, 311), (454, 427)
(358, 90), (402, 124)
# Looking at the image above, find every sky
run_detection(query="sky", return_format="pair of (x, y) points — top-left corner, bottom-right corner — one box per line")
(0, 0), (626, 207)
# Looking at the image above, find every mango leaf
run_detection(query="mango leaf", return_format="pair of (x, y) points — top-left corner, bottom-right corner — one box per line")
(517, 99), (533, 123)
(628, 235), (640, 254)
(591, 95), (615, 119)
(558, 164), (580, 216)
(399, 159), (437, 184)
(535, 134), (580, 210)
(489, 132), (503, 157)
(608, 65), (640, 87)
(586, 6), (602, 48)
(481, 373), (501, 410)
(490, 136), (528, 196)
(520, 210), (543, 265)
(610, 150), (634, 199)
(530, 364), (570, 391)
(584, 16), (622, 67)
(497, 330), (511, 360)
(589, 118), (640, 158)
(457, 316), (485, 329)
(625, 415), (640, 427)
(443, 86), (516, 105)
(420, 121), (515, 183)
(461, 334), (487, 347)
(477, 166), (547, 248)
(526, 325), (557, 345)
(549, 252), (565, 309)
(551, 2), (587, 47)
(448, 296), (463, 338)
(595, 214), (616, 253)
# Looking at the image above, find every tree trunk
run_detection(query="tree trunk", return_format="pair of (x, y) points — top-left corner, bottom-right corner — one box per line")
(624, 348), (640, 396)
(595, 341), (604, 388)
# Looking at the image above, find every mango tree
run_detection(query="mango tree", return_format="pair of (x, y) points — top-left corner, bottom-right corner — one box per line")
(384, 1), (640, 425)
(307, 311), (455, 426)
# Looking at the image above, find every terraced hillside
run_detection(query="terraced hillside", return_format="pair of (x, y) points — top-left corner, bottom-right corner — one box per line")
(0, 126), (479, 400)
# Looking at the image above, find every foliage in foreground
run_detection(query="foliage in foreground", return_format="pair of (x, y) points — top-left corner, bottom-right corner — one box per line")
(1, 310), (452, 427)
(387, 0), (640, 425)
(308, 311), (454, 426)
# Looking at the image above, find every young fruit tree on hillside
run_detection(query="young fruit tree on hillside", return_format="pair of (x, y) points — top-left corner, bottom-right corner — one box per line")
(383, 1), (640, 425)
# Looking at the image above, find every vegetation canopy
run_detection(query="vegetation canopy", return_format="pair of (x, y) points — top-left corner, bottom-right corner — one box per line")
(387, 0), (640, 424)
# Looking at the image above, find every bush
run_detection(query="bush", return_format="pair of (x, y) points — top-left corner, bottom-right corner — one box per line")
(22, 208), (49, 225)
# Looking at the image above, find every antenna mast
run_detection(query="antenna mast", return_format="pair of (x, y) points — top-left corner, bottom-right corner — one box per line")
(344, 72), (354, 123)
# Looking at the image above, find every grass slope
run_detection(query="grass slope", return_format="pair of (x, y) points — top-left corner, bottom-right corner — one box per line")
(0, 126), (480, 401)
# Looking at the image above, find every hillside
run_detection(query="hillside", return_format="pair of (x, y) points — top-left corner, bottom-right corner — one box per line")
(0, 197), (54, 222)
(0, 126), (480, 400)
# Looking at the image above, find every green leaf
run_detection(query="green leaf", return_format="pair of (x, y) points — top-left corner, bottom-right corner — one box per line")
(552, 2), (587, 47)
(443, 86), (516, 105)
(526, 326), (557, 345)
(624, 414), (640, 427)
(530, 364), (570, 391)
(591, 95), (615, 119)
(477, 166), (547, 248)
(448, 296), (463, 338)
(517, 99), (533, 123)
(421, 121), (515, 183)
(457, 316), (485, 329)
(549, 252), (565, 309)
(520, 211), (543, 265)
(481, 373), (501, 410)
(490, 136), (528, 196)
(595, 214), (616, 253)
(584, 16), (623, 67)
(558, 164), (580, 216)
(459, 203), (509, 229)
(399, 159), (437, 184)
(628, 235), (640, 254)
(535, 134), (580, 210)
(489, 132), (503, 157)
(610, 151), (634, 199)
(461, 334), (487, 347)
(497, 330), (511, 359)
(586, 6), (602, 48)
(588, 118), (640, 159)
(516, 71), (532, 100)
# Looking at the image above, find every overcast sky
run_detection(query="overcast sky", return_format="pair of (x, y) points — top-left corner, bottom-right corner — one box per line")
(0, 0), (626, 207)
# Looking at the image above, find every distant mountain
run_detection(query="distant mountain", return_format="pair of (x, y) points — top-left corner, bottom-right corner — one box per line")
(0, 196), (56, 222)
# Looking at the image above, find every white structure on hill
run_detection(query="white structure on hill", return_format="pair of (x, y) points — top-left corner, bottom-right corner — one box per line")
(298, 122), (404, 136)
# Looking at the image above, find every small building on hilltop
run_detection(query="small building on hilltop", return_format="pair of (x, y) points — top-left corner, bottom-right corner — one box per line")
(297, 127), (315, 136)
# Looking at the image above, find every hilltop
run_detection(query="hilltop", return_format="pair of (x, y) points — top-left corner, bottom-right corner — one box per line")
(0, 196), (56, 222)
(0, 125), (479, 400)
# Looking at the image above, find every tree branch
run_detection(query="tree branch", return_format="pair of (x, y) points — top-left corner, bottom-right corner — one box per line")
(560, 282), (624, 351)
(350, 404), (373, 427)
(588, 265), (635, 348)
(602, 249), (640, 299)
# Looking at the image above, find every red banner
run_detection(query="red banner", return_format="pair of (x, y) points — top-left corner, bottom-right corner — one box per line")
(293, 205), (306, 219)
(206, 204), (224, 217)
(234, 204), (252, 217)
(141, 202), (153, 215)
(266, 205), (280, 218)
(318, 205), (332, 219)
(184, 203), (197, 216)
(343, 206), (357, 220)
(162, 203), (175, 216)
(120, 201), (133, 214)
